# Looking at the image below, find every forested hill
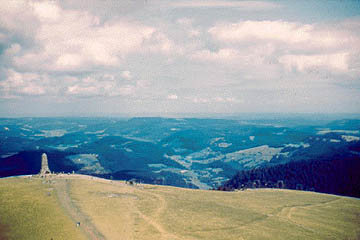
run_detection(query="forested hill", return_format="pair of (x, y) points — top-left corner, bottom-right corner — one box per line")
(219, 155), (360, 198)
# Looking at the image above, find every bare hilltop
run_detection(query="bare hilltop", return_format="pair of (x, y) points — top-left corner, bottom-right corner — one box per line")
(0, 174), (359, 240)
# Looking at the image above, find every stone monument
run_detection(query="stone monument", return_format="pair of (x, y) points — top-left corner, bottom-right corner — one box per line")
(40, 153), (51, 176)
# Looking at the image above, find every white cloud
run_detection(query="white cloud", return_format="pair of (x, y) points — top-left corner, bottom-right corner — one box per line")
(171, 1), (279, 10)
(279, 53), (349, 72)
(167, 94), (178, 100)
(0, 0), (360, 115)
(116, 85), (135, 96)
(0, 69), (49, 98)
(2, 1), (176, 72)
(199, 20), (360, 76)
(121, 71), (132, 80)
(32, 1), (61, 22)
(191, 97), (209, 103)
(55, 54), (85, 68)
(4, 44), (21, 56)
(177, 18), (193, 25)
(209, 21), (314, 44)
(0, 69), (139, 99)
(67, 85), (99, 96)
(214, 97), (238, 103)
(188, 29), (201, 37)
(191, 48), (240, 62)
(208, 20), (358, 49)
(31, 17), (154, 70)
(177, 18), (201, 37)
(191, 45), (275, 70)
(0, 0), (38, 36)
(186, 96), (239, 104)
(65, 75), (136, 97)
(208, 20), (358, 53)
(145, 32), (181, 55)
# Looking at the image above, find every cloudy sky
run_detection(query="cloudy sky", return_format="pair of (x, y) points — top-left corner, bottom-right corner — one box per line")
(0, 0), (359, 116)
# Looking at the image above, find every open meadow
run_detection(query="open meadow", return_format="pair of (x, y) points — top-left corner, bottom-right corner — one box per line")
(0, 174), (359, 240)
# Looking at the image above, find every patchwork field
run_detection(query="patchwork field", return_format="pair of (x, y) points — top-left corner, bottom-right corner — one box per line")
(0, 174), (359, 240)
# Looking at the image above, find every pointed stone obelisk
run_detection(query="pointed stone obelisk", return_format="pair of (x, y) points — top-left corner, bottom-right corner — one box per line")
(40, 153), (51, 176)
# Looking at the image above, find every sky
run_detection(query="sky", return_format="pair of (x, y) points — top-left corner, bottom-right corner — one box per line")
(0, 0), (360, 117)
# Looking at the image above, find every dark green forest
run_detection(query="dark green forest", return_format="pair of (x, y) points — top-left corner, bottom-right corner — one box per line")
(219, 155), (360, 198)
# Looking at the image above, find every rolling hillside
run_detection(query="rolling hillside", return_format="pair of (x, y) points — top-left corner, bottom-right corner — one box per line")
(0, 174), (359, 240)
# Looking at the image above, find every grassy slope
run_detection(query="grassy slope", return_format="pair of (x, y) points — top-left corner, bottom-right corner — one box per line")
(1, 175), (360, 240)
(0, 177), (86, 240)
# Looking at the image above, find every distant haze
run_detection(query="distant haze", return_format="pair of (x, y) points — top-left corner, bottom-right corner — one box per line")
(1, 0), (360, 116)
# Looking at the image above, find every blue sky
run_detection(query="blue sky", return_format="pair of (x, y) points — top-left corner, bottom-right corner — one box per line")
(0, 0), (359, 116)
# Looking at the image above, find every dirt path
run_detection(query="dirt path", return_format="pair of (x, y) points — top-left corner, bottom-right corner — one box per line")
(277, 206), (295, 219)
(277, 197), (341, 220)
(54, 178), (105, 240)
(53, 175), (177, 240)
(131, 188), (182, 240)
(275, 197), (343, 236)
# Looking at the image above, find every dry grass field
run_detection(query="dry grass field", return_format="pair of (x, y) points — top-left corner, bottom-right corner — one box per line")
(0, 176), (85, 240)
(0, 174), (359, 240)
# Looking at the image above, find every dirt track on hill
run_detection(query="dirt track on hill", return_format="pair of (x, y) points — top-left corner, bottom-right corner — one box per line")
(132, 188), (182, 240)
(54, 178), (105, 240)
(53, 175), (181, 240)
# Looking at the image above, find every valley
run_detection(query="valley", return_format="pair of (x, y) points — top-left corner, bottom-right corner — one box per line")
(1, 116), (360, 196)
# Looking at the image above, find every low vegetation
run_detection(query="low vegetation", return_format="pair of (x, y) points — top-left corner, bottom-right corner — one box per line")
(1, 175), (360, 239)
(0, 177), (85, 240)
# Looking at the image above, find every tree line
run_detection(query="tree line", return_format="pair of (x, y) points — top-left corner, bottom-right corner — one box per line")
(218, 155), (360, 198)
